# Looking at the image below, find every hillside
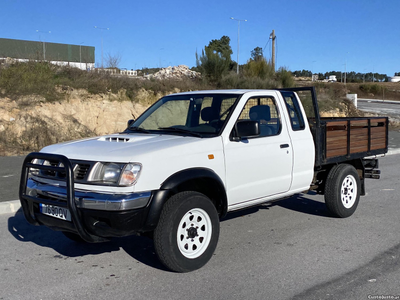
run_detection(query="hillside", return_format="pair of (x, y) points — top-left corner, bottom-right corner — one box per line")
(1, 62), (398, 156)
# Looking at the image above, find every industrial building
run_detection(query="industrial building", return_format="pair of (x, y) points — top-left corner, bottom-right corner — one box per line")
(0, 38), (95, 70)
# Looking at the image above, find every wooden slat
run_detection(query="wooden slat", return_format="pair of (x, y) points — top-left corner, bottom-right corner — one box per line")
(371, 126), (386, 132)
(327, 136), (347, 143)
(350, 145), (368, 153)
(327, 130), (347, 138)
(324, 117), (387, 159)
(326, 120), (348, 127)
(371, 139), (387, 150)
(326, 148), (347, 158)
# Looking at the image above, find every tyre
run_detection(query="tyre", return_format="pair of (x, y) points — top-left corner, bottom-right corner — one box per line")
(62, 231), (86, 243)
(324, 164), (361, 218)
(154, 191), (220, 272)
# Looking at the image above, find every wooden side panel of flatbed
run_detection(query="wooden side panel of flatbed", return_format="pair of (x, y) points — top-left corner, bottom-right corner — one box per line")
(324, 117), (388, 159)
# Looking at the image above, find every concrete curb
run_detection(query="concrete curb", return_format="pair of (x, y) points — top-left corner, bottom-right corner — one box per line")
(358, 98), (400, 104)
(0, 200), (21, 215)
(388, 148), (400, 156)
(2, 149), (400, 216)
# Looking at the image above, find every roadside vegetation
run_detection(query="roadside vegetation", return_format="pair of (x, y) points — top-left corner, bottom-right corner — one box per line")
(2, 34), (398, 107)
(0, 36), (296, 104)
(0, 61), (209, 103)
(3, 35), (400, 155)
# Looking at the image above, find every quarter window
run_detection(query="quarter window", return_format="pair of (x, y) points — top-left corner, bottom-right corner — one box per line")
(281, 91), (305, 131)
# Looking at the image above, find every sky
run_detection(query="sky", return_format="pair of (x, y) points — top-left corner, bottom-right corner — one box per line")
(1, 0), (399, 76)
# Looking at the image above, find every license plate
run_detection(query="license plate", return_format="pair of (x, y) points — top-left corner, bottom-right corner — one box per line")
(40, 204), (71, 222)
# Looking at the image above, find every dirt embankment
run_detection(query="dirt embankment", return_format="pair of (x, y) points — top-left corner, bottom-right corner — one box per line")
(2, 84), (397, 156)
(0, 88), (172, 156)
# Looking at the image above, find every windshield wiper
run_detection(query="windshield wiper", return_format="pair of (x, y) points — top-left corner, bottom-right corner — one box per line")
(124, 126), (150, 134)
(158, 127), (203, 138)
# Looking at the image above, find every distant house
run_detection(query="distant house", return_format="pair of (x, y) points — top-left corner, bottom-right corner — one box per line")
(0, 38), (95, 70)
(328, 75), (337, 82)
(390, 76), (400, 83)
(95, 68), (138, 77)
(120, 69), (138, 76)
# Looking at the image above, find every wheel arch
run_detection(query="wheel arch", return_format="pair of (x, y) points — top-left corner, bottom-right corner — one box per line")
(143, 168), (228, 231)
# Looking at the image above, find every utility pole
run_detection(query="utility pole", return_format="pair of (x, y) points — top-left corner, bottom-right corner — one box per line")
(36, 30), (51, 61)
(79, 42), (84, 69)
(94, 26), (109, 69)
(231, 17), (247, 75)
(344, 62), (347, 85)
(270, 30), (276, 72)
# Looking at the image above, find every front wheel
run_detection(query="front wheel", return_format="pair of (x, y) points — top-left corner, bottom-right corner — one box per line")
(325, 164), (361, 218)
(154, 191), (220, 272)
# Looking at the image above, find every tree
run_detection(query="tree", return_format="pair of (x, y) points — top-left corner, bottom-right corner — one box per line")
(105, 52), (122, 69)
(292, 70), (312, 78)
(250, 47), (264, 62)
(196, 36), (233, 83)
(207, 36), (233, 60)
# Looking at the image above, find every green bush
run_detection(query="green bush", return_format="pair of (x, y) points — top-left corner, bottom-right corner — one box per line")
(243, 59), (274, 80)
(0, 60), (295, 106)
(0, 61), (58, 100)
(219, 72), (277, 89)
(276, 67), (295, 88)
(359, 84), (384, 95)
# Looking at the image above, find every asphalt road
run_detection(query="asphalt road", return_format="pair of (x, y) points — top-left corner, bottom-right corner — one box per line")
(0, 155), (25, 202)
(1, 154), (400, 300)
(358, 98), (400, 124)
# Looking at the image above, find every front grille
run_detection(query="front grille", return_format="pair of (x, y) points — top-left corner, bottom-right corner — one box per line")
(74, 163), (91, 180)
(45, 161), (61, 177)
(32, 159), (95, 182)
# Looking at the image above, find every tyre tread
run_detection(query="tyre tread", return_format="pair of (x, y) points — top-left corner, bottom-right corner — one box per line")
(153, 191), (190, 271)
(154, 191), (219, 272)
(325, 164), (360, 218)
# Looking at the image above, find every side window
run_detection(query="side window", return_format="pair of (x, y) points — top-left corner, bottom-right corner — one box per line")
(281, 91), (305, 131)
(237, 96), (281, 137)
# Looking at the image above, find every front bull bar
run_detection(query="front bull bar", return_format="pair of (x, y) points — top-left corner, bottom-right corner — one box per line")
(19, 152), (107, 243)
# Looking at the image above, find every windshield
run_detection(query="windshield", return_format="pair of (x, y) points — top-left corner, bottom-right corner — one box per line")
(125, 94), (240, 137)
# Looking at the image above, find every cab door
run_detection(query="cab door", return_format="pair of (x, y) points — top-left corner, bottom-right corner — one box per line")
(223, 93), (293, 207)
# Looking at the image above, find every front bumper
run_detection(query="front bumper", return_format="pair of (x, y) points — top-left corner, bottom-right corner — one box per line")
(26, 178), (151, 211)
(19, 152), (156, 242)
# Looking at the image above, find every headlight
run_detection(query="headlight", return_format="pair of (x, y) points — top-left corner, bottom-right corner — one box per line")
(89, 162), (142, 186)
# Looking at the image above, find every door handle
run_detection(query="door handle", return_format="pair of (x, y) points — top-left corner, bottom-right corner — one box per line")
(280, 144), (290, 149)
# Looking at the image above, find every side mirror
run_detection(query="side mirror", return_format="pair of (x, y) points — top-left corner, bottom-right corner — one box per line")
(127, 119), (134, 127)
(232, 120), (260, 141)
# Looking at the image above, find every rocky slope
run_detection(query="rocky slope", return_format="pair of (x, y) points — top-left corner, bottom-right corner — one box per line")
(0, 88), (159, 155)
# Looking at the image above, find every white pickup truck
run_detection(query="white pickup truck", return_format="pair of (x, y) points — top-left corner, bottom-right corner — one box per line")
(20, 87), (388, 272)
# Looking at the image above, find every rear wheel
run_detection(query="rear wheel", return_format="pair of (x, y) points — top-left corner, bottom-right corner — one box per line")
(154, 191), (220, 272)
(325, 164), (361, 218)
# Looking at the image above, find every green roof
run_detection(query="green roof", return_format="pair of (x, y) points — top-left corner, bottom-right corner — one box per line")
(0, 38), (95, 63)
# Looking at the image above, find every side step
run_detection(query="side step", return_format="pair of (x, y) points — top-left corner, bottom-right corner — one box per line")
(365, 169), (380, 179)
